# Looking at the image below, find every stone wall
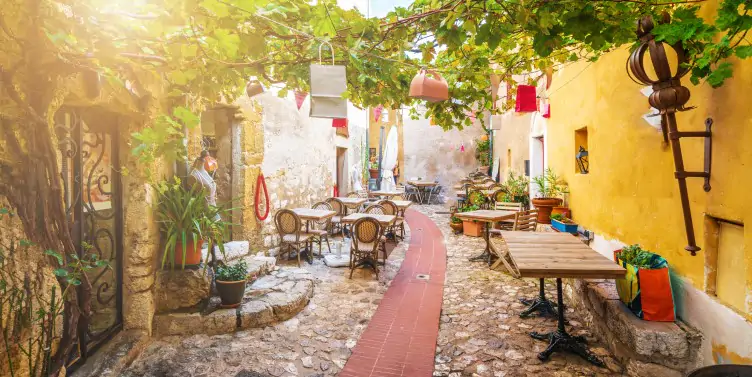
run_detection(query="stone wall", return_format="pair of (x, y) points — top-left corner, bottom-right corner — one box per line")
(402, 108), (486, 190)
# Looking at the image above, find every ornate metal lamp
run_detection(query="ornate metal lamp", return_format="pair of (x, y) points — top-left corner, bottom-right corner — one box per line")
(576, 146), (589, 174)
(627, 15), (713, 255)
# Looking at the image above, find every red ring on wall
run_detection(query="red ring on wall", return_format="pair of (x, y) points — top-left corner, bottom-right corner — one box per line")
(254, 173), (270, 221)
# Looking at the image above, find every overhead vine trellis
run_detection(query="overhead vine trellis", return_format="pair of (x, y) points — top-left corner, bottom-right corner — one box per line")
(1, 0), (750, 374)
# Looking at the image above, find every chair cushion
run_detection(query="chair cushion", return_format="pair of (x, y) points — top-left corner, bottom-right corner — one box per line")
(308, 229), (328, 236)
(282, 233), (313, 243)
(332, 216), (342, 223)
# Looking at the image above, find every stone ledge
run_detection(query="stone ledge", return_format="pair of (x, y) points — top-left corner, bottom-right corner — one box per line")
(153, 267), (314, 337)
(565, 279), (702, 376)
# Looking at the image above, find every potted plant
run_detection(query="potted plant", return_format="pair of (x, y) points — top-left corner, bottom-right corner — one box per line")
(449, 216), (464, 233)
(614, 245), (675, 322)
(531, 168), (569, 224)
(369, 161), (379, 179)
(550, 214), (578, 234)
(475, 137), (491, 172)
(154, 178), (229, 269)
(215, 259), (249, 308)
(501, 171), (530, 209)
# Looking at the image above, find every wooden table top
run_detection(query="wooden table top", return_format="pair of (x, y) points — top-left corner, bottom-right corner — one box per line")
(336, 197), (367, 206)
(390, 200), (412, 209)
(341, 213), (396, 226)
(292, 208), (336, 221)
(456, 191), (466, 197)
(370, 191), (403, 197)
(408, 181), (438, 187)
(503, 232), (626, 279)
(455, 210), (516, 222)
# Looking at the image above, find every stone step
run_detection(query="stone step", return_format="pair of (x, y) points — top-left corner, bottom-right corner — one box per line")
(153, 267), (314, 337)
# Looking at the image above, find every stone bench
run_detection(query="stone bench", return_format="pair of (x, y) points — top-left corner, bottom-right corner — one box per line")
(565, 279), (702, 377)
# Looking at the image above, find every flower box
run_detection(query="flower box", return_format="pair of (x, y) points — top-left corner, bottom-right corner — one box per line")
(551, 218), (578, 234)
(462, 220), (484, 237)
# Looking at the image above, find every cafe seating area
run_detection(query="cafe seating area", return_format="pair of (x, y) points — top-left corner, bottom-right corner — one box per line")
(273, 188), (413, 278)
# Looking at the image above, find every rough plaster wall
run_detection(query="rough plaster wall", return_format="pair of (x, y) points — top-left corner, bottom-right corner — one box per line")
(402, 109), (485, 189)
(492, 112), (532, 180)
(338, 103), (368, 193)
(256, 92), (337, 252)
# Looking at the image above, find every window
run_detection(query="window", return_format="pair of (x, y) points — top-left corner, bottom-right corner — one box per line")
(705, 216), (748, 315)
(575, 127), (589, 174)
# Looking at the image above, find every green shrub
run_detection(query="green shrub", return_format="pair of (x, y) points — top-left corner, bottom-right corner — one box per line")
(215, 259), (248, 282)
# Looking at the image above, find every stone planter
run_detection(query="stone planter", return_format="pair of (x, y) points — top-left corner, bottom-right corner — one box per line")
(216, 279), (246, 308)
(531, 198), (562, 224)
(462, 221), (484, 237)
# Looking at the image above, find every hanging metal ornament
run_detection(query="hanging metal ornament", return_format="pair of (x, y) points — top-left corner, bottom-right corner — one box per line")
(246, 79), (264, 98)
(309, 42), (347, 118)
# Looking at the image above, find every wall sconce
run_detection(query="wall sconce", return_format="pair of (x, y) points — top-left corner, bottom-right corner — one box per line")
(627, 15), (713, 256)
(576, 146), (589, 174)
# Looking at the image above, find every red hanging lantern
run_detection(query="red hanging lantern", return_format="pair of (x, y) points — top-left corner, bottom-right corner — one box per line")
(515, 85), (537, 112)
(409, 69), (449, 102)
(374, 105), (384, 122)
(332, 118), (347, 128)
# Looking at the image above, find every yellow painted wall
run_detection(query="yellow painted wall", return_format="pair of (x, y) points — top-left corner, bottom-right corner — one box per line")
(546, 1), (752, 318)
(491, 113), (532, 180)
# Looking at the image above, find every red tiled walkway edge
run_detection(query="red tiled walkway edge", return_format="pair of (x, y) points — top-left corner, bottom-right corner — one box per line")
(341, 208), (446, 377)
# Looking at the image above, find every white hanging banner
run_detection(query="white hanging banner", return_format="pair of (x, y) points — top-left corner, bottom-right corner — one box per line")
(310, 42), (347, 119)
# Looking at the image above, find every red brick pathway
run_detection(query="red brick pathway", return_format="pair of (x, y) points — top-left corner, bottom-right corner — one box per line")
(340, 208), (446, 377)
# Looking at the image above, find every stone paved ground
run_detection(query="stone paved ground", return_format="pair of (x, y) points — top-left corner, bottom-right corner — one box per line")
(422, 205), (625, 377)
(123, 231), (409, 377)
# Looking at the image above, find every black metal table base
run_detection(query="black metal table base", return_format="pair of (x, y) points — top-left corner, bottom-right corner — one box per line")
(520, 278), (558, 318)
(530, 330), (603, 366)
(468, 222), (492, 264)
(528, 278), (605, 367)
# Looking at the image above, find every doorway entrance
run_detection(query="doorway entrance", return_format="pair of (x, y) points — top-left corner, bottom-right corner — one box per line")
(56, 108), (124, 369)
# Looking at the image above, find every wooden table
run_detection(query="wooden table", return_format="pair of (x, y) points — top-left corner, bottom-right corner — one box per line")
(341, 213), (396, 226)
(408, 181), (438, 203)
(335, 197), (367, 213)
(369, 190), (403, 199)
(291, 208), (336, 263)
(454, 210), (517, 263)
(503, 231), (626, 367)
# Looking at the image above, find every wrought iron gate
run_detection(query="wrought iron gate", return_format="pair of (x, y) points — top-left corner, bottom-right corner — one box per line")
(55, 108), (124, 367)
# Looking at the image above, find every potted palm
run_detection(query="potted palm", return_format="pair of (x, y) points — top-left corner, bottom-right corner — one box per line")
(215, 259), (249, 308)
(531, 168), (569, 224)
(154, 178), (229, 269)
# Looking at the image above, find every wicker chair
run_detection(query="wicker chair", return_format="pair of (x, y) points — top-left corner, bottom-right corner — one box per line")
(364, 204), (386, 215)
(349, 217), (383, 279)
(325, 197), (346, 235)
(381, 200), (405, 241)
(309, 202), (333, 256)
(274, 209), (312, 267)
(466, 190), (488, 209)
(346, 192), (360, 198)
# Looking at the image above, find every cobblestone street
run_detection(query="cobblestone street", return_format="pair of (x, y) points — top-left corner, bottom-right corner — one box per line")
(124, 205), (624, 377)
(422, 205), (624, 377)
(123, 232), (410, 377)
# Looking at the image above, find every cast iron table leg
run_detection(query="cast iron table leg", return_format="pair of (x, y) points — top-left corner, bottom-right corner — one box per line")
(300, 221), (313, 264)
(529, 278), (605, 367)
(520, 278), (558, 318)
(468, 222), (491, 262)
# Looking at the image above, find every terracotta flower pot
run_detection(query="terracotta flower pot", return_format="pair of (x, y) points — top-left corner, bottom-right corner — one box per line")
(551, 206), (571, 218)
(173, 239), (204, 267)
(369, 168), (379, 179)
(462, 221), (484, 237)
(531, 198), (563, 224)
(450, 221), (463, 233)
(216, 279), (246, 308)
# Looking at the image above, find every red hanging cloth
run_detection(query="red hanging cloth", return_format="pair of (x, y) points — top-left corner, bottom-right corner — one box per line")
(541, 103), (551, 118)
(332, 118), (347, 128)
(294, 91), (307, 110)
(515, 85), (537, 112)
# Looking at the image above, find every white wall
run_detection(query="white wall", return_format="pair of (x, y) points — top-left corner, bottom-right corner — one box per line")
(402, 107), (485, 190)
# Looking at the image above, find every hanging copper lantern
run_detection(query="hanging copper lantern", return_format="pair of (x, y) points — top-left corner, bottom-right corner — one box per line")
(409, 69), (449, 102)
(246, 80), (264, 98)
(627, 14), (713, 256)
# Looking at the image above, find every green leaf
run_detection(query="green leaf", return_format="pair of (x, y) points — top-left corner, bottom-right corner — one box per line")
(173, 107), (200, 129)
(735, 45), (752, 59)
(45, 250), (64, 265)
(707, 62), (733, 88)
(53, 268), (69, 277)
